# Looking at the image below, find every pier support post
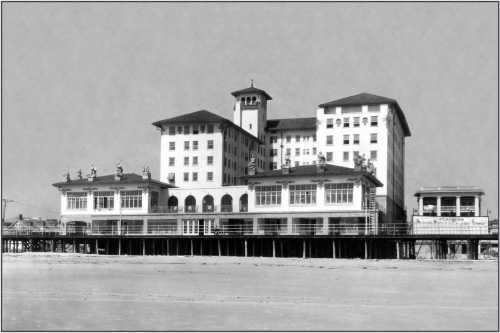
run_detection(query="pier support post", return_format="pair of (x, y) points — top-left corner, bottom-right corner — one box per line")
(477, 241), (481, 260)
(200, 239), (203, 256)
(106, 239), (109, 255)
(95, 239), (99, 254)
(332, 239), (336, 259)
(118, 239), (122, 255)
(272, 239), (276, 258)
(176, 239), (179, 255)
(364, 240), (368, 259)
(244, 239), (248, 257)
(73, 240), (76, 253)
(302, 240), (306, 259)
(142, 239), (146, 256)
(396, 241), (400, 259)
(190, 239), (193, 256)
(218, 239), (221, 256)
(166, 239), (170, 256)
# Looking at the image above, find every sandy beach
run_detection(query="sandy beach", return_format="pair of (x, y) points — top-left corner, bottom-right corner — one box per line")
(2, 253), (498, 331)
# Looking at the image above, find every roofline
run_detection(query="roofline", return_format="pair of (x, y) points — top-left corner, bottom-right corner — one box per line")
(231, 89), (272, 100)
(52, 177), (174, 189)
(414, 187), (485, 196)
(318, 99), (411, 137)
(244, 170), (383, 187)
(152, 112), (264, 144)
(265, 117), (317, 131)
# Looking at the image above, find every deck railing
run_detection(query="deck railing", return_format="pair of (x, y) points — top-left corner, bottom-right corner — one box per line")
(2, 223), (493, 236)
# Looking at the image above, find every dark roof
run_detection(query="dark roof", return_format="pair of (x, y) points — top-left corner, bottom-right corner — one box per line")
(52, 173), (174, 188)
(318, 93), (411, 137)
(152, 110), (262, 144)
(245, 164), (383, 186)
(266, 117), (317, 131)
(231, 86), (272, 100)
(414, 186), (485, 196)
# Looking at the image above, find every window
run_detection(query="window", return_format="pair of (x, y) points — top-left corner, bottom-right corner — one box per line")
(312, 147), (317, 155)
(270, 136), (278, 143)
(325, 183), (353, 204)
(353, 151), (359, 159)
(169, 157), (175, 166)
(207, 124), (214, 133)
(343, 151), (349, 161)
(343, 117), (350, 127)
(184, 157), (189, 166)
(343, 135), (349, 145)
(286, 148), (291, 156)
(67, 192), (87, 210)
(303, 149), (309, 155)
(121, 190), (142, 209)
(94, 191), (114, 209)
(255, 185), (282, 206)
(353, 117), (360, 127)
(192, 156), (198, 165)
(183, 125), (190, 134)
(192, 141), (198, 150)
(326, 152), (333, 161)
(295, 148), (300, 156)
(313, 135), (317, 142)
(371, 116), (378, 127)
(192, 172), (198, 181)
(168, 173), (175, 182)
(286, 136), (291, 143)
(184, 141), (189, 150)
(183, 172), (189, 181)
(192, 125), (199, 134)
(207, 140), (214, 149)
(271, 149), (278, 157)
(370, 150), (377, 161)
(289, 184), (317, 205)
(207, 172), (213, 181)
(353, 134), (360, 144)
(272, 162), (278, 170)
(168, 126), (175, 135)
(249, 124), (252, 130)
(326, 135), (333, 145)
(169, 142), (175, 151)
(295, 161), (299, 167)
(326, 118), (334, 128)
(370, 133), (378, 143)
(207, 156), (213, 165)
(295, 135), (300, 142)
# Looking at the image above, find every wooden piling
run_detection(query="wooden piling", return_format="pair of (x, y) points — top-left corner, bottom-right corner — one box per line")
(272, 239), (276, 258)
(396, 241), (400, 259)
(190, 239), (193, 256)
(118, 239), (122, 255)
(217, 239), (221, 256)
(364, 240), (368, 259)
(332, 239), (336, 259)
(166, 239), (170, 256)
(302, 240), (306, 259)
(244, 239), (247, 257)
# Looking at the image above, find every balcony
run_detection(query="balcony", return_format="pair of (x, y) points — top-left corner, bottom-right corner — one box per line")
(220, 205), (233, 213)
(184, 205), (198, 213)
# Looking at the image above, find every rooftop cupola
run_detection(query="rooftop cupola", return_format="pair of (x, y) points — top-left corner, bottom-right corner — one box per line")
(231, 80), (271, 140)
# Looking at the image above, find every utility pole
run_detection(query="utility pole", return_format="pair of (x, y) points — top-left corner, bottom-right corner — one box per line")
(2, 199), (14, 223)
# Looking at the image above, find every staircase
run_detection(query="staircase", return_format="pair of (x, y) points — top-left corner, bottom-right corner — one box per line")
(367, 188), (378, 234)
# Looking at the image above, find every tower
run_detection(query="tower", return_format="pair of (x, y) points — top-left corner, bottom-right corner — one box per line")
(231, 81), (272, 142)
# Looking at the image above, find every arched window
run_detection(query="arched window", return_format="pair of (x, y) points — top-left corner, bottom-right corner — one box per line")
(221, 194), (233, 212)
(239, 194), (248, 212)
(185, 195), (196, 213)
(246, 97), (251, 105)
(167, 196), (178, 213)
(202, 195), (214, 212)
(251, 96), (257, 104)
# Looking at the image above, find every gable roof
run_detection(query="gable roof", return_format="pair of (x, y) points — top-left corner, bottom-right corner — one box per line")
(318, 92), (411, 137)
(152, 110), (262, 143)
(231, 86), (272, 100)
(245, 164), (383, 186)
(266, 117), (317, 131)
(52, 173), (174, 188)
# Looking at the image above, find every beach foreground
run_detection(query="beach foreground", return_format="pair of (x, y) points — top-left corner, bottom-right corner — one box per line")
(2, 253), (498, 331)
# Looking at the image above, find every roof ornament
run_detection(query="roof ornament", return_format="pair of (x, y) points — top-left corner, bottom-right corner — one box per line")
(88, 164), (97, 182)
(354, 154), (363, 171)
(63, 171), (71, 183)
(250, 79), (254, 88)
(115, 163), (124, 181)
(366, 159), (376, 176)
(282, 155), (291, 175)
(76, 169), (83, 180)
(142, 166), (151, 180)
(317, 151), (326, 172)
(248, 152), (257, 176)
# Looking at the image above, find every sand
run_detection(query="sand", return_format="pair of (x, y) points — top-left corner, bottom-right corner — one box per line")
(2, 253), (498, 331)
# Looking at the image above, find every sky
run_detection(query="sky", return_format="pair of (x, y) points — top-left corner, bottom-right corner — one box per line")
(2, 2), (498, 220)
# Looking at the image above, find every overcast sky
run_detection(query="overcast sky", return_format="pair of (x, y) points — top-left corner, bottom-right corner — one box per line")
(2, 2), (498, 220)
